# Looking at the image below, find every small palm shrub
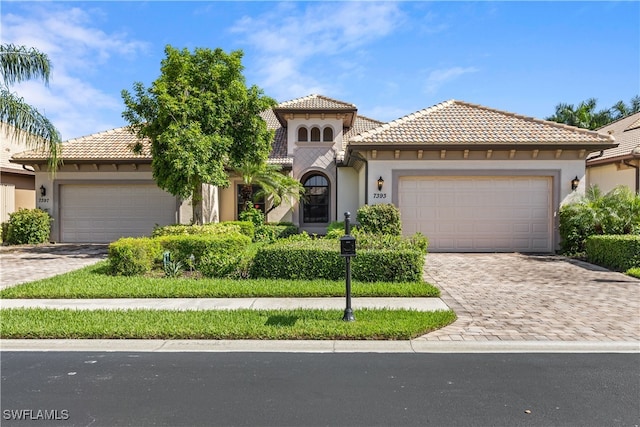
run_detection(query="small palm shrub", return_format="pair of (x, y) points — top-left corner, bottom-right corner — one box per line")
(559, 186), (640, 254)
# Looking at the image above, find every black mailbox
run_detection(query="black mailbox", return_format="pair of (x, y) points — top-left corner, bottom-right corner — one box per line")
(340, 235), (356, 257)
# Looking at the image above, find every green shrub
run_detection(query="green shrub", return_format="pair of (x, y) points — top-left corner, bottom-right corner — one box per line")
(199, 244), (260, 279)
(239, 205), (265, 228)
(151, 221), (253, 239)
(559, 186), (640, 254)
(585, 234), (640, 272)
(156, 233), (251, 266)
(108, 237), (163, 276)
(249, 239), (343, 280)
(354, 231), (428, 254)
(254, 223), (299, 243)
(250, 239), (424, 282)
(326, 221), (346, 238)
(222, 221), (255, 240)
(357, 204), (401, 235)
(352, 249), (424, 282)
(4, 209), (51, 245)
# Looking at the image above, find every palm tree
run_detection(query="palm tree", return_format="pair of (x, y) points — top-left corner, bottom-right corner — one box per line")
(547, 98), (612, 130)
(0, 44), (61, 171)
(234, 161), (304, 216)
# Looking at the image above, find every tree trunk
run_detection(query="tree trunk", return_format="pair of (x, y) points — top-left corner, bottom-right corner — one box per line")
(192, 180), (203, 225)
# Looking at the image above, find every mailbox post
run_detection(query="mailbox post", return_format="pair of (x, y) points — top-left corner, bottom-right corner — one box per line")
(340, 212), (356, 321)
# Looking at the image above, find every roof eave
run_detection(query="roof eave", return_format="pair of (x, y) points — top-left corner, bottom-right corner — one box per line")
(347, 142), (618, 152)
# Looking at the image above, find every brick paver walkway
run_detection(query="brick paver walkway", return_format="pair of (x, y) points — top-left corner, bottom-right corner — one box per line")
(419, 253), (640, 342)
(0, 244), (108, 289)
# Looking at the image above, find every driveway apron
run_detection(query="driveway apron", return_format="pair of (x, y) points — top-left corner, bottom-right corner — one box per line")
(420, 253), (640, 342)
(0, 244), (108, 289)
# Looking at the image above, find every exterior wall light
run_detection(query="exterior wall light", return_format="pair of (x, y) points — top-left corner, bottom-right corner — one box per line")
(377, 176), (384, 191)
(39, 185), (46, 197)
(571, 176), (580, 191)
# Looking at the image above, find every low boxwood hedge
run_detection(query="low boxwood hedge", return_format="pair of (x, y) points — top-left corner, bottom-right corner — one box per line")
(250, 239), (424, 282)
(108, 237), (163, 276)
(156, 233), (252, 265)
(151, 221), (255, 240)
(108, 232), (251, 276)
(585, 234), (640, 272)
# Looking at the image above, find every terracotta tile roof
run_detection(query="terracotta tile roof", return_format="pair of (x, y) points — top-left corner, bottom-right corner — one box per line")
(1, 123), (33, 171)
(11, 127), (151, 163)
(275, 94), (357, 111)
(261, 109), (292, 166)
(587, 112), (640, 164)
(350, 100), (615, 147)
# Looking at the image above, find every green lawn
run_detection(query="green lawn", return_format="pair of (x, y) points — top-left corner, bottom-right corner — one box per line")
(627, 268), (640, 279)
(0, 308), (456, 340)
(0, 261), (439, 299)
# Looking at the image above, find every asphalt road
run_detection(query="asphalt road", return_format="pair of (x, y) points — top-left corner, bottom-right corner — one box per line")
(1, 352), (638, 427)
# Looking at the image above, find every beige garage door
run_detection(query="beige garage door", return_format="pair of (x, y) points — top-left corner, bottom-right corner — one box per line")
(60, 184), (177, 243)
(399, 176), (552, 252)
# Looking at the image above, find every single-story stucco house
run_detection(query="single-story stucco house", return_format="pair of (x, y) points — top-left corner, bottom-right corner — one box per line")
(11, 95), (617, 252)
(586, 111), (640, 194)
(1, 123), (36, 222)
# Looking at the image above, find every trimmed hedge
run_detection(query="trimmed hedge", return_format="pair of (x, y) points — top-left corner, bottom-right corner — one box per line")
(156, 233), (251, 265)
(4, 208), (51, 245)
(151, 221), (254, 240)
(108, 233), (251, 276)
(108, 237), (163, 276)
(585, 235), (640, 272)
(357, 204), (402, 235)
(250, 239), (424, 282)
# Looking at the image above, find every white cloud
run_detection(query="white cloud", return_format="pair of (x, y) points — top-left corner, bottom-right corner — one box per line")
(232, 2), (404, 102)
(1, 5), (148, 139)
(425, 66), (479, 94)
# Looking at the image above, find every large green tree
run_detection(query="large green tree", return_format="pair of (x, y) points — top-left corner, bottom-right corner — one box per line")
(547, 96), (640, 130)
(122, 45), (277, 224)
(0, 44), (61, 171)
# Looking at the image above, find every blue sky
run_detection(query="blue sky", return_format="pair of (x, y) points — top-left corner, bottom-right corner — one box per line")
(2, 1), (639, 140)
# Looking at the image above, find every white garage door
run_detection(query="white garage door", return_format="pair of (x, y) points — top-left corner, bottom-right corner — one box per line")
(399, 176), (552, 252)
(60, 184), (177, 243)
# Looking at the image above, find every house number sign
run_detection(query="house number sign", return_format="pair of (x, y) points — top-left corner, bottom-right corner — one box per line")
(373, 193), (387, 199)
(38, 197), (50, 204)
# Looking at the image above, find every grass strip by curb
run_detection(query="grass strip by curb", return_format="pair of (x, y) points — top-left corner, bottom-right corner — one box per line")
(0, 262), (439, 299)
(0, 308), (456, 340)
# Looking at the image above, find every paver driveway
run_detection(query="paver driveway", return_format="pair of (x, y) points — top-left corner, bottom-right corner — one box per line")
(0, 244), (108, 289)
(419, 253), (640, 342)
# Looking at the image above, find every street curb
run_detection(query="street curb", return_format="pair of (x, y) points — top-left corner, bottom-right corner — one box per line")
(2, 339), (638, 353)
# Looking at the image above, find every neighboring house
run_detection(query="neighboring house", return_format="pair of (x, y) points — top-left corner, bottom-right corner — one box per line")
(586, 112), (640, 194)
(11, 95), (616, 252)
(1, 123), (36, 222)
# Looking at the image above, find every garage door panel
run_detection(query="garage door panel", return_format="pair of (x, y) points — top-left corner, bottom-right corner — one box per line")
(399, 176), (552, 252)
(60, 184), (177, 243)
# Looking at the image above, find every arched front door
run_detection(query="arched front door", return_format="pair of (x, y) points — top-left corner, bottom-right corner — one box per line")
(301, 173), (330, 224)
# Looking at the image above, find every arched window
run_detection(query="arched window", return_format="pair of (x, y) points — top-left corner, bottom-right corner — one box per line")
(323, 127), (334, 142)
(302, 174), (329, 223)
(310, 127), (321, 142)
(298, 127), (308, 142)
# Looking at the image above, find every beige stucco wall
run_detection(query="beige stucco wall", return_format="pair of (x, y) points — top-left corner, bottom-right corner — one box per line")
(336, 167), (359, 220)
(587, 163), (637, 194)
